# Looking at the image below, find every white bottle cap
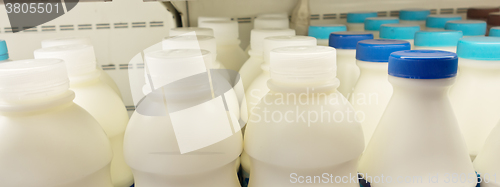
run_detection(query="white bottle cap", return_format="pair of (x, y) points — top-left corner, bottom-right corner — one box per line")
(169, 27), (214, 37)
(270, 46), (336, 85)
(162, 35), (217, 66)
(197, 16), (232, 26)
(254, 17), (290, 29)
(250, 28), (296, 54)
(0, 59), (69, 103)
(263, 35), (317, 66)
(199, 20), (239, 42)
(34, 44), (97, 76)
(41, 36), (91, 48)
(257, 12), (288, 19)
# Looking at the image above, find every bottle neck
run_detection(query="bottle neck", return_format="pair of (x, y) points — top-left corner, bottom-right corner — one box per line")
(389, 76), (455, 99)
(337, 49), (356, 63)
(267, 78), (340, 94)
(357, 60), (389, 75)
(0, 90), (75, 114)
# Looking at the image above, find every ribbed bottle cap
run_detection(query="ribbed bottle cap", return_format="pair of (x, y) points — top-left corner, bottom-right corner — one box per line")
(0, 40), (9, 61)
(169, 27), (214, 36)
(379, 24), (420, 40)
(162, 35), (217, 64)
(145, 49), (211, 89)
(0, 59), (69, 102)
(308, 24), (347, 39)
(467, 7), (500, 20)
(490, 26), (500, 36)
(263, 36), (317, 65)
(399, 9), (431, 21)
(197, 16), (232, 26)
(329, 31), (374, 49)
(199, 20), (239, 41)
(257, 12), (288, 19)
(364, 17), (400, 31)
(254, 17), (290, 29)
(487, 12), (500, 26)
(414, 30), (463, 47)
(426, 14), (462, 29)
(251, 29), (296, 53)
(41, 36), (91, 48)
(389, 50), (458, 79)
(356, 39), (411, 62)
(457, 36), (500, 60)
(347, 11), (378, 23)
(34, 44), (97, 76)
(270, 46), (336, 85)
(445, 20), (487, 36)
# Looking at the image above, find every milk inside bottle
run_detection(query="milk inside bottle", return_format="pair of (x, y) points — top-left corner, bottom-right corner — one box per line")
(169, 27), (214, 36)
(328, 31), (373, 98)
(350, 39), (411, 147)
(34, 45), (132, 187)
(0, 40), (10, 62)
(426, 15), (462, 31)
(489, 26), (500, 36)
(346, 11), (378, 31)
(414, 30), (463, 52)
(379, 24), (420, 48)
(398, 8), (430, 29)
(308, 24), (347, 46)
(358, 50), (476, 187)
(244, 46), (364, 187)
(473, 120), (500, 187)
(0, 59), (113, 187)
(364, 17), (399, 39)
(445, 20), (487, 37)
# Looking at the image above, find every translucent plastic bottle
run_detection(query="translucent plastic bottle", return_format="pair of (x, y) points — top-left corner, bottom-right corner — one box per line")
(346, 11), (378, 31)
(199, 20), (249, 72)
(0, 59), (113, 187)
(245, 46), (364, 187)
(379, 24), (420, 48)
(162, 35), (226, 70)
(426, 14), (462, 31)
(399, 8), (431, 29)
(197, 16), (232, 26)
(414, 30), (463, 52)
(34, 45), (132, 187)
(473, 120), (500, 187)
(350, 39), (411, 147)
(328, 31), (373, 97)
(445, 20), (487, 37)
(41, 37), (122, 98)
(169, 27), (214, 36)
(0, 40), (10, 62)
(489, 26), (500, 36)
(239, 29), (295, 90)
(364, 17), (399, 39)
(449, 37), (500, 160)
(308, 24), (347, 46)
(467, 7), (500, 21)
(124, 49), (242, 187)
(359, 50), (476, 187)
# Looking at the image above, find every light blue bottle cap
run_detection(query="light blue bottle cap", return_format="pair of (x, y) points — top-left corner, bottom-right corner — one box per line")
(308, 24), (347, 39)
(347, 11), (378, 23)
(399, 9), (431, 21)
(414, 30), (463, 47)
(380, 24), (420, 40)
(489, 27), (500, 37)
(457, 37), (500, 60)
(445, 20), (487, 36)
(364, 17), (400, 31)
(0, 40), (8, 61)
(426, 14), (463, 29)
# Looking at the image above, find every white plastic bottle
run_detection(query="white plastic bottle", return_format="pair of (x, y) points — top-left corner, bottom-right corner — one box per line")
(445, 20), (487, 37)
(473, 120), (500, 187)
(489, 26), (500, 36)
(0, 40), (10, 62)
(163, 35), (226, 70)
(41, 37), (122, 98)
(169, 27), (214, 36)
(449, 37), (500, 160)
(414, 30), (463, 52)
(346, 11), (378, 31)
(34, 45), (132, 187)
(308, 24), (347, 46)
(245, 46), (364, 187)
(124, 49), (242, 187)
(197, 16), (232, 26)
(379, 24), (420, 48)
(426, 14), (462, 31)
(398, 8), (430, 29)
(0, 59), (113, 187)
(350, 39), (411, 147)
(239, 29), (295, 90)
(364, 17), (399, 39)
(244, 17), (291, 53)
(359, 50), (476, 187)
(199, 20), (249, 72)
(328, 31), (374, 98)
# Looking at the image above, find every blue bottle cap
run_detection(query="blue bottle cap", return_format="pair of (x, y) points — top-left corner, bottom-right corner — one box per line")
(414, 30), (463, 47)
(426, 15), (462, 29)
(329, 31), (374, 49)
(356, 39), (411, 62)
(364, 17), (400, 31)
(308, 24), (347, 39)
(457, 36), (500, 60)
(0, 40), (8, 61)
(445, 20), (487, 36)
(347, 11), (378, 23)
(379, 24), (421, 40)
(399, 9), (431, 21)
(489, 27), (500, 37)
(389, 50), (458, 79)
